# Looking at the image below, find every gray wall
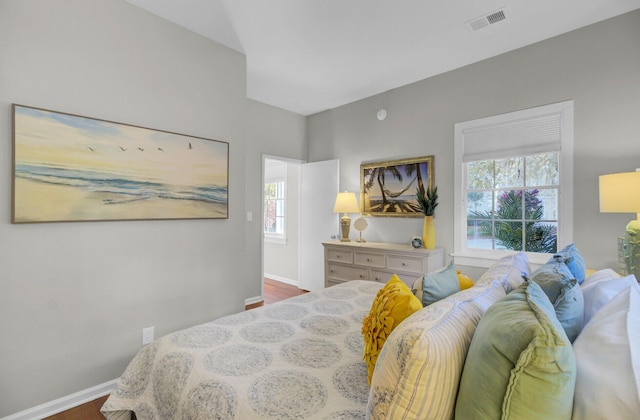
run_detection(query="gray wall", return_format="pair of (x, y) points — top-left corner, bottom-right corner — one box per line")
(308, 10), (640, 279)
(0, 0), (305, 416)
(245, 102), (306, 297)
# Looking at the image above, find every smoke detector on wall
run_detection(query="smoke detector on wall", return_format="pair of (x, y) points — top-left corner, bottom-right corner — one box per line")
(466, 8), (507, 31)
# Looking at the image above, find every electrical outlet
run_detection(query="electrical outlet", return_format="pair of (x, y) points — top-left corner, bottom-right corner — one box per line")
(142, 326), (154, 346)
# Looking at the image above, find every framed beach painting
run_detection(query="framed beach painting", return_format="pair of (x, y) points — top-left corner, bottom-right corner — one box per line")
(360, 155), (434, 217)
(12, 104), (229, 223)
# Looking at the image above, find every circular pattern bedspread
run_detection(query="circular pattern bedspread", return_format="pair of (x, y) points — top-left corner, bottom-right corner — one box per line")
(101, 280), (382, 419)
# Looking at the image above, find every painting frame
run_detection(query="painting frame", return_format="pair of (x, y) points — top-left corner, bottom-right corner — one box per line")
(12, 104), (229, 223)
(360, 155), (434, 217)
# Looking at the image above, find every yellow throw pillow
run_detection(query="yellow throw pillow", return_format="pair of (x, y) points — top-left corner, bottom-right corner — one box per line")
(362, 274), (422, 384)
(457, 270), (474, 290)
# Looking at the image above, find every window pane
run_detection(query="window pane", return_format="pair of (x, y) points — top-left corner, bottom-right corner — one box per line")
(495, 190), (523, 221)
(466, 219), (494, 249)
(264, 200), (276, 232)
(276, 199), (285, 217)
(524, 221), (557, 253)
(467, 161), (494, 190)
(467, 191), (493, 215)
(494, 220), (523, 250)
(277, 182), (285, 198)
(495, 157), (523, 188)
(264, 183), (276, 198)
(525, 153), (558, 186)
(536, 188), (558, 220)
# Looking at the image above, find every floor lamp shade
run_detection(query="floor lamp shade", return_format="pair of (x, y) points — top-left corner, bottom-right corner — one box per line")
(599, 171), (640, 278)
(333, 192), (359, 242)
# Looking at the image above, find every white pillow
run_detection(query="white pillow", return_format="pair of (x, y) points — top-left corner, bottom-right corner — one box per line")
(367, 279), (506, 420)
(475, 252), (530, 293)
(580, 268), (621, 287)
(572, 285), (640, 420)
(582, 274), (639, 325)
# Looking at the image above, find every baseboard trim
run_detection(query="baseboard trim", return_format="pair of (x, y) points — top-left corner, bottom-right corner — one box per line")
(2, 378), (118, 420)
(244, 276), (299, 306)
(264, 273), (298, 287)
(244, 295), (263, 306)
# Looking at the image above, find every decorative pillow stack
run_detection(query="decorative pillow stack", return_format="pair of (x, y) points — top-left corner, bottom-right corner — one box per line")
(526, 255), (584, 342)
(455, 281), (576, 420)
(554, 242), (586, 284)
(362, 274), (422, 384)
(475, 251), (530, 293)
(572, 284), (640, 419)
(367, 279), (506, 420)
(412, 262), (474, 307)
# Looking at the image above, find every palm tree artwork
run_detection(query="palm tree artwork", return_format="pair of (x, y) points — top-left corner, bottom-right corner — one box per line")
(361, 156), (433, 216)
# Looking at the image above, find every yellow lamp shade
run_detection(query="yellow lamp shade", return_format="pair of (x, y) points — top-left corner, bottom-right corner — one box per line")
(333, 192), (359, 213)
(599, 172), (640, 214)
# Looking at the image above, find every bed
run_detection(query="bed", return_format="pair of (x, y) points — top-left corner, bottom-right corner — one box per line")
(102, 250), (640, 420)
(101, 280), (384, 420)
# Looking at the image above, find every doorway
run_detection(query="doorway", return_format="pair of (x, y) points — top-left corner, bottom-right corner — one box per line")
(261, 156), (339, 296)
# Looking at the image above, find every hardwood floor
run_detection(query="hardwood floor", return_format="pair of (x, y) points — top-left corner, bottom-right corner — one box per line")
(43, 278), (307, 420)
(42, 396), (109, 420)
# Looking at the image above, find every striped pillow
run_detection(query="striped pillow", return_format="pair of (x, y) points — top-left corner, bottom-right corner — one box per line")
(366, 279), (505, 420)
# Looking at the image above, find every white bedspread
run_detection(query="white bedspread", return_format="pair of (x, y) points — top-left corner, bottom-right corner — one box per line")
(101, 280), (383, 420)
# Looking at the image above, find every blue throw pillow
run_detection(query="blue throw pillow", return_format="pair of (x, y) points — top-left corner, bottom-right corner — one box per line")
(420, 262), (460, 306)
(526, 256), (584, 342)
(554, 243), (586, 284)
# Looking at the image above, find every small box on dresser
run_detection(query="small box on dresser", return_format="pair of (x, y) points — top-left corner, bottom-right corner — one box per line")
(322, 241), (445, 288)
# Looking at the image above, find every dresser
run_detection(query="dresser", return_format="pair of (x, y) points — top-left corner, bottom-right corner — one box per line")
(322, 241), (445, 288)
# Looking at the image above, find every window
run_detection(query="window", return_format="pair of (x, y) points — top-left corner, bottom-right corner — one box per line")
(454, 101), (574, 267)
(264, 180), (286, 241)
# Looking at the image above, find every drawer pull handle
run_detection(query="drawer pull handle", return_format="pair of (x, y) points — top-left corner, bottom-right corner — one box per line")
(336, 254), (341, 259)
(402, 262), (406, 266)
(359, 274), (364, 278)
(367, 258), (371, 262)
(330, 269), (335, 273)
(375, 276), (380, 281)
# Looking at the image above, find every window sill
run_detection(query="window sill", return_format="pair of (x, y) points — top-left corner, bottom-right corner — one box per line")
(452, 250), (550, 269)
(265, 235), (287, 245)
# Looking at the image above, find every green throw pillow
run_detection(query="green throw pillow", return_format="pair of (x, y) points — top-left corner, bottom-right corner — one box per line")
(455, 281), (576, 420)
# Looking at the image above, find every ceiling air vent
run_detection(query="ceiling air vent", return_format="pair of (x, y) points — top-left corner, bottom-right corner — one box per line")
(466, 8), (507, 31)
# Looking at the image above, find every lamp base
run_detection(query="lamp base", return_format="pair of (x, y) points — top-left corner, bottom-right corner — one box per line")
(624, 218), (640, 279)
(339, 214), (351, 242)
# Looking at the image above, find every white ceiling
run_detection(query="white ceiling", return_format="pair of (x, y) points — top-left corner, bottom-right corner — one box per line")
(125, 0), (640, 116)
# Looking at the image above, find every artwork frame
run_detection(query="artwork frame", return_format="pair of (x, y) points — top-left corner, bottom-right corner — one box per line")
(12, 104), (229, 223)
(360, 155), (434, 217)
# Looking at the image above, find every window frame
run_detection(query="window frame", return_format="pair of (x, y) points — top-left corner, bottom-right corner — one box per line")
(453, 101), (574, 268)
(264, 179), (287, 244)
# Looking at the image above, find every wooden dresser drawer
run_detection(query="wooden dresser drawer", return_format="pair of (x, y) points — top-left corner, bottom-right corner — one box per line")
(371, 270), (419, 287)
(323, 242), (444, 288)
(354, 252), (385, 268)
(371, 270), (395, 283)
(326, 249), (354, 264)
(387, 256), (424, 274)
(326, 263), (368, 281)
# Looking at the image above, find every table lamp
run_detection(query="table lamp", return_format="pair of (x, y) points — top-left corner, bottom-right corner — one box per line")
(599, 170), (640, 278)
(333, 192), (360, 242)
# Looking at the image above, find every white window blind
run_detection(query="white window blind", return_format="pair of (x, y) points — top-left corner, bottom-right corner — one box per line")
(461, 110), (564, 162)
